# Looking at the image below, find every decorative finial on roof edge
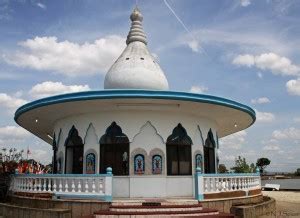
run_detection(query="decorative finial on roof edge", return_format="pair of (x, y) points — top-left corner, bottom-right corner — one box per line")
(126, 7), (147, 45)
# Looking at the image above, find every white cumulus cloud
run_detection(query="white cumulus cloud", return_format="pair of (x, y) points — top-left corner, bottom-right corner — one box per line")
(3, 36), (126, 77)
(251, 97), (271, 104)
(190, 85), (208, 94)
(220, 130), (247, 150)
(0, 126), (30, 140)
(0, 93), (28, 111)
(232, 53), (300, 76)
(256, 110), (275, 122)
(272, 127), (300, 140)
(240, 0), (251, 7)
(29, 81), (90, 99)
(286, 78), (300, 96)
(263, 144), (281, 151)
(36, 3), (46, 9)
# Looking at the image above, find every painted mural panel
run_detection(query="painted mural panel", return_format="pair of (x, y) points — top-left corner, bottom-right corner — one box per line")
(86, 153), (96, 174)
(195, 154), (202, 171)
(134, 154), (145, 174)
(152, 155), (162, 174)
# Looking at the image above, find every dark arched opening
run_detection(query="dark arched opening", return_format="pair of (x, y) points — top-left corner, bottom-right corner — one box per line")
(204, 129), (216, 174)
(65, 126), (84, 174)
(100, 122), (129, 175)
(166, 123), (192, 175)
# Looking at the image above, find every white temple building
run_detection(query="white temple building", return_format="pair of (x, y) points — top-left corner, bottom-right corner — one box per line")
(13, 7), (258, 200)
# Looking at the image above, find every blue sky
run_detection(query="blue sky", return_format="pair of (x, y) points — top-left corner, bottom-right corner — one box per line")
(0, 0), (300, 172)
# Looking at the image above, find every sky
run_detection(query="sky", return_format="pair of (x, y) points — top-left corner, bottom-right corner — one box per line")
(0, 0), (300, 172)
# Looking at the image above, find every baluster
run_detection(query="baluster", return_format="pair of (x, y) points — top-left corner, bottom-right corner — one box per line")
(71, 179), (75, 192)
(37, 178), (41, 191)
(65, 179), (69, 192)
(59, 179), (63, 192)
(43, 179), (47, 191)
(225, 178), (229, 191)
(92, 179), (96, 193)
(213, 178), (217, 192)
(78, 179), (82, 193)
(99, 179), (103, 194)
(26, 178), (29, 191)
(53, 179), (57, 192)
(85, 179), (89, 193)
(33, 178), (37, 192)
(204, 178), (208, 193)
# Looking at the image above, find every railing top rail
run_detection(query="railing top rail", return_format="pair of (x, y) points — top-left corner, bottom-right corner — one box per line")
(201, 173), (260, 177)
(13, 173), (112, 178)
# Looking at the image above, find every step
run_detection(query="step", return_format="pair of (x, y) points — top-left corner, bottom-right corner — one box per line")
(111, 199), (199, 206)
(109, 204), (203, 212)
(94, 208), (219, 216)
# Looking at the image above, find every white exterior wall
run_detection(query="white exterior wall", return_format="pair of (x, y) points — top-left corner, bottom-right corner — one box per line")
(53, 109), (217, 197)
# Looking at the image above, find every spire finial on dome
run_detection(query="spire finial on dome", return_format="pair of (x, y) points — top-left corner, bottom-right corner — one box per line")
(126, 7), (147, 45)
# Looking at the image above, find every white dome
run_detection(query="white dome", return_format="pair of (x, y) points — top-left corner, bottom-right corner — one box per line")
(104, 7), (169, 90)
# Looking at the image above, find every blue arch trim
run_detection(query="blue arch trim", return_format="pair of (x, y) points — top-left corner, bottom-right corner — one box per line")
(14, 89), (256, 124)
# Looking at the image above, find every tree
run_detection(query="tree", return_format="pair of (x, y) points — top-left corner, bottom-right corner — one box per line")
(256, 158), (271, 174)
(231, 156), (254, 173)
(218, 164), (228, 173)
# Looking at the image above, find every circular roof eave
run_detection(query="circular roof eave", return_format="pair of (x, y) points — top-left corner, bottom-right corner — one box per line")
(14, 90), (256, 144)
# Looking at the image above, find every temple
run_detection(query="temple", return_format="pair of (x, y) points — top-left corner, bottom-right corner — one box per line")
(6, 7), (270, 218)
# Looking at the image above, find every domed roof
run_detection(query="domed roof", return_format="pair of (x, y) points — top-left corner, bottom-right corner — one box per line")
(104, 7), (169, 90)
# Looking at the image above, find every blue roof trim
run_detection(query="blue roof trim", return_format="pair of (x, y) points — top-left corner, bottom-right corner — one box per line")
(14, 89), (256, 124)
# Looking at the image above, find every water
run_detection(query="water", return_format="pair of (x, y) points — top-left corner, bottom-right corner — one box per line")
(261, 179), (300, 190)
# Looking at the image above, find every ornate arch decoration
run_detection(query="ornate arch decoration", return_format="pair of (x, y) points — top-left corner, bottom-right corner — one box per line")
(100, 121), (129, 144)
(65, 125), (83, 147)
(167, 123), (193, 145)
(204, 129), (216, 148)
(132, 121), (165, 144)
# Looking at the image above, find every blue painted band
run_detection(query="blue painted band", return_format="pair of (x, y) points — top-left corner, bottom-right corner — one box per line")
(14, 89), (256, 124)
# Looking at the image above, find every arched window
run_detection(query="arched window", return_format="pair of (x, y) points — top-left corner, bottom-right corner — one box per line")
(166, 123), (192, 175)
(65, 126), (84, 174)
(134, 154), (145, 174)
(86, 153), (96, 174)
(100, 122), (129, 175)
(204, 129), (216, 174)
(152, 155), (162, 174)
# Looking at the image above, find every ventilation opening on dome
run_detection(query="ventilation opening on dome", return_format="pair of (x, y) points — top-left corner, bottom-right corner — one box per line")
(126, 58), (130, 60)
(140, 57), (144, 60)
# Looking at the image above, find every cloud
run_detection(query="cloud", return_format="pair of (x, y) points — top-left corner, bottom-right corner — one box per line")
(3, 36), (126, 77)
(189, 85), (208, 94)
(293, 117), (300, 123)
(272, 127), (300, 140)
(286, 78), (300, 96)
(36, 3), (46, 9)
(257, 72), (263, 79)
(240, 0), (251, 7)
(0, 126), (30, 140)
(233, 53), (300, 76)
(256, 110), (275, 122)
(263, 144), (281, 151)
(220, 130), (247, 150)
(29, 81), (90, 99)
(0, 93), (28, 111)
(251, 97), (271, 104)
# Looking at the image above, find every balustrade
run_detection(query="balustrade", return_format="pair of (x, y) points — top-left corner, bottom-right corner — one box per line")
(10, 167), (113, 201)
(194, 167), (261, 200)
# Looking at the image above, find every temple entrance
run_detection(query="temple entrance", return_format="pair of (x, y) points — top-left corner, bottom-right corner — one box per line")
(204, 129), (216, 174)
(65, 126), (84, 174)
(166, 123), (192, 175)
(100, 122), (129, 175)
